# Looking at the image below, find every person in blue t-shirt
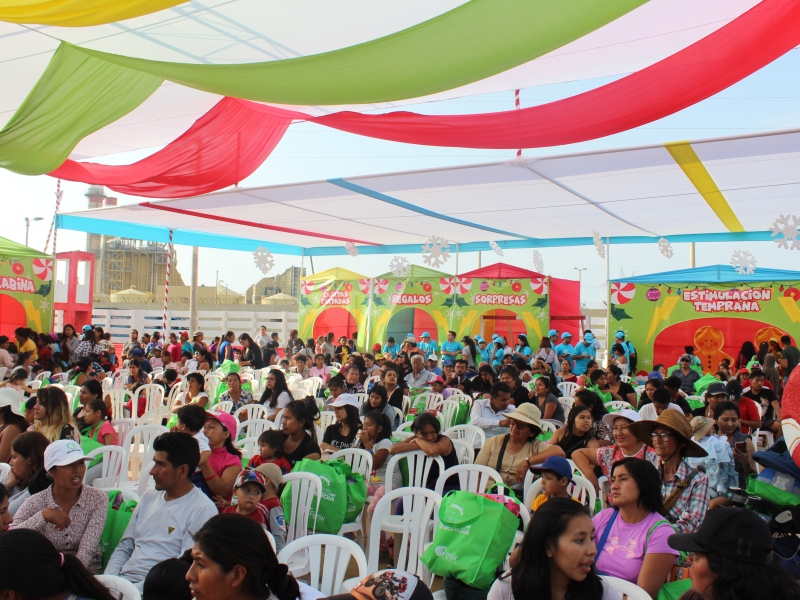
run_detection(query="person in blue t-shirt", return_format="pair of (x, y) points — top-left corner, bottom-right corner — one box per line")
(555, 332), (575, 368)
(476, 337), (492, 365)
(440, 330), (463, 366)
(513, 334), (533, 360)
(572, 332), (596, 376)
(418, 332), (439, 357)
(614, 330), (636, 371)
(382, 337), (400, 359)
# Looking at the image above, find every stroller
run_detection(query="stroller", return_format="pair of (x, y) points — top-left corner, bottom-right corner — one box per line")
(724, 437), (800, 577)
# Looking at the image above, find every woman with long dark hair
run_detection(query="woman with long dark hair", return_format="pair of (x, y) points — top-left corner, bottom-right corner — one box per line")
(280, 398), (321, 466)
(34, 387), (79, 442)
(0, 529), (116, 600)
(5, 431), (49, 516)
(238, 333), (265, 370)
(260, 369), (292, 421)
(61, 324), (81, 366)
(194, 348), (214, 373)
(735, 341), (756, 371)
(0, 388), (27, 463)
(0, 483), (12, 532)
(489, 498), (616, 600)
(320, 395), (361, 452)
(572, 389), (611, 445)
(462, 335), (478, 369)
(591, 458), (678, 598)
(172, 371), (209, 413)
(548, 404), (599, 459)
(187, 513), (312, 600)
(468, 364), (498, 397)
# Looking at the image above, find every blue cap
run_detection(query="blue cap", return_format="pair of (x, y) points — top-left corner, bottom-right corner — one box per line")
(421, 332), (431, 338)
(548, 329), (558, 337)
(492, 334), (499, 339)
(474, 336), (483, 342)
(406, 333), (415, 341)
(82, 325), (94, 332)
(615, 330), (625, 339)
(561, 332), (572, 339)
(529, 456), (573, 482)
(584, 333), (594, 343)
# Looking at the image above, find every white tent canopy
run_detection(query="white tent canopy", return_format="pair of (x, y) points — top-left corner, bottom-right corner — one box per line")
(58, 127), (798, 256)
(0, 0), (759, 159)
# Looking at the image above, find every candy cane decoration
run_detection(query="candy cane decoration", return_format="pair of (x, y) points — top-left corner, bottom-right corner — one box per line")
(162, 229), (173, 336)
(515, 90), (521, 157)
(44, 179), (63, 254)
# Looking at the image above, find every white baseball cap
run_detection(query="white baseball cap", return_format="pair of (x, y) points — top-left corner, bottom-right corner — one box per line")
(0, 388), (23, 416)
(427, 354), (438, 361)
(602, 409), (642, 428)
(329, 394), (360, 410)
(44, 439), (92, 471)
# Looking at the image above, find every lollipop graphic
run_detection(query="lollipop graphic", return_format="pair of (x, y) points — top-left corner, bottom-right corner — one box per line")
(453, 277), (472, 294)
(358, 279), (372, 294)
(301, 280), (314, 295)
(439, 278), (456, 293)
(610, 282), (636, 305)
(374, 279), (389, 294)
(32, 258), (53, 281)
(530, 277), (548, 295)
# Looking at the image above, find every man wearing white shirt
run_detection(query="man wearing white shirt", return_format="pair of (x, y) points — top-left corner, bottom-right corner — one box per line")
(404, 355), (436, 388)
(254, 325), (270, 349)
(639, 388), (685, 421)
(469, 382), (515, 447)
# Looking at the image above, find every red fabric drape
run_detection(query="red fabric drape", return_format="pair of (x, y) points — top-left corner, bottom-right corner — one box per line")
(49, 0), (800, 198)
(50, 97), (293, 197)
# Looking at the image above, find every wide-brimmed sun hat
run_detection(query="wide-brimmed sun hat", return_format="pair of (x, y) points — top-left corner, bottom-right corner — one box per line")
(503, 403), (541, 430)
(628, 409), (708, 458)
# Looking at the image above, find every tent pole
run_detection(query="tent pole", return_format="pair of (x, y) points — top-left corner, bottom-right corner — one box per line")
(456, 243), (460, 276)
(365, 277), (374, 353)
(690, 242), (696, 267)
(478, 250), (481, 268)
(605, 238), (611, 366)
(190, 246), (199, 333)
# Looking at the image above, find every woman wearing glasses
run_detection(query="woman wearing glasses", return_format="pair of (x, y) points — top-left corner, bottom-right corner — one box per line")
(628, 409), (710, 533)
(571, 409), (658, 493)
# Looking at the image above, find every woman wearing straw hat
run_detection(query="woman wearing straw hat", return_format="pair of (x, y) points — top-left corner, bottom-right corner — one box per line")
(475, 403), (564, 487)
(628, 409), (710, 533)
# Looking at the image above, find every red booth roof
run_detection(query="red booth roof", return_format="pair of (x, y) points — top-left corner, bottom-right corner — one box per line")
(460, 264), (545, 279)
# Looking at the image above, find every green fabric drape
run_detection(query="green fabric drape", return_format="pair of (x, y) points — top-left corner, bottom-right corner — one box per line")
(0, 46), (163, 175)
(0, 0), (646, 175)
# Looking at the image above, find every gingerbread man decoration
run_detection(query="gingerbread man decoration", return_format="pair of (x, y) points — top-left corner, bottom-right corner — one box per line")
(693, 325), (733, 375)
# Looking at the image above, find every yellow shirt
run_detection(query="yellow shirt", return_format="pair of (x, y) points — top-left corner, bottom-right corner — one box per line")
(531, 493), (582, 512)
(19, 338), (37, 361)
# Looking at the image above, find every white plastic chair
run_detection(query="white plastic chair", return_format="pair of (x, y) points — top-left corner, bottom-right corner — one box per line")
(122, 424), (168, 480)
(366, 487), (441, 585)
(0, 463), (9, 482)
(329, 448), (373, 481)
(353, 392), (369, 407)
(607, 400), (635, 412)
(166, 384), (183, 410)
(215, 400), (234, 414)
(395, 420), (415, 434)
(319, 411), (339, 442)
(619, 374), (632, 383)
(0, 367), (6, 381)
(434, 464), (502, 497)
(384, 450), (444, 494)
(523, 472), (597, 515)
(95, 574), (141, 600)
(439, 399), (461, 430)
(601, 576), (650, 600)
(238, 418), (271, 440)
(274, 408), (285, 429)
(136, 406), (171, 426)
(302, 376), (324, 397)
(278, 534), (368, 597)
(233, 404), (269, 422)
(538, 420), (559, 435)
(392, 406), (404, 425)
(136, 384), (165, 414)
(234, 436), (259, 460)
(101, 377), (113, 392)
(444, 424), (486, 449)
(416, 392), (444, 412)
(34, 371), (51, 382)
(283, 472), (322, 543)
(106, 389), (133, 421)
(28, 380), (42, 391)
(451, 439), (475, 465)
(634, 385), (646, 397)
(112, 418), (135, 448)
(558, 397), (574, 413)
(63, 385), (81, 411)
(84, 446), (126, 489)
(557, 381), (579, 398)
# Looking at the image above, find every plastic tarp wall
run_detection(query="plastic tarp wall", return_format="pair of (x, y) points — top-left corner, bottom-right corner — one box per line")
(0, 236), (54, 337)
(609, 265), (800, 375)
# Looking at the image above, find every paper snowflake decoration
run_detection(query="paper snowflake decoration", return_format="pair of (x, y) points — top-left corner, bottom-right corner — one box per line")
(642, 358), (652, 367)
(345, 242), (359, 257)
(657, 237), (674, 259)
(592, 230), (605, 258)
(38, 299), (50, 311)
(730, 249), (757, 275)
(421, 235), (451, 268)
(388, 256), (410, 278)
(489, 241), (504, 256)
(770, 214), (800, 250)
(532, 250), (544, 273)
(253, 246), (275, 274)
(446, 307), (464, 319)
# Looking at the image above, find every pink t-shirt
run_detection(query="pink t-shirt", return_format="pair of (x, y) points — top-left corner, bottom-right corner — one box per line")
(85, 421), (119, 445)
(309, 366), (331, 383)
(592, 509), (679, 583)
(208, 446), (244, 508)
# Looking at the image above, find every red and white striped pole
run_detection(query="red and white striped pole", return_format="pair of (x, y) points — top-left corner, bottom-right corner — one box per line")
(45, 179), (63, 254)
(515, 90), (522, 157)
(162, 229), (173, 336)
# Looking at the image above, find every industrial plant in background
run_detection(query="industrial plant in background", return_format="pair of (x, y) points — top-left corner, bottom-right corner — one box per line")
(85, 186), (185, 300)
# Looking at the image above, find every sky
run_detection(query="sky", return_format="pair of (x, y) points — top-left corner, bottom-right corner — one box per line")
(1, 47), (799, 306)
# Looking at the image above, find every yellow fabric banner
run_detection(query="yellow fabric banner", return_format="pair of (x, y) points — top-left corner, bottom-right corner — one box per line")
(0, 0), (185, 26)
